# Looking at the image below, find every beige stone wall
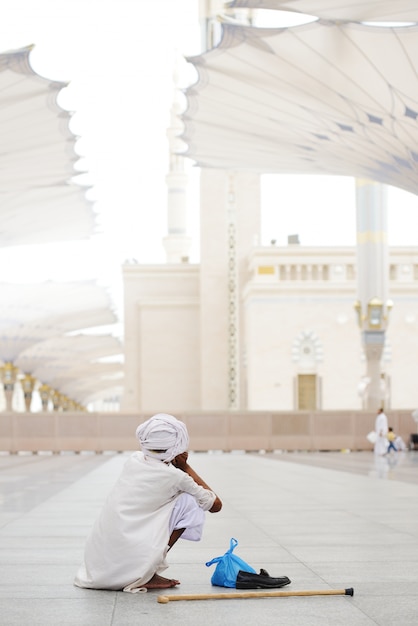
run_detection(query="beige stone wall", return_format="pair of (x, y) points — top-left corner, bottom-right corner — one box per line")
(122, 242), (418, 413)
(122, 264), (200, 412)
(0, 410), (415, 453)
(385, 296), (418, 409)
(244, 246), (418, 411)
(244, 293), (362, 410)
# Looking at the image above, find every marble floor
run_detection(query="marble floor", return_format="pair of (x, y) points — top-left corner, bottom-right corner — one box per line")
(0, 449), (417, 625)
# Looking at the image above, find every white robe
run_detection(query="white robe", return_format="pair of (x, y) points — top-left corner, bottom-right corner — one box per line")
(374, 411), (389, 455)
(74, 452), (215, 591)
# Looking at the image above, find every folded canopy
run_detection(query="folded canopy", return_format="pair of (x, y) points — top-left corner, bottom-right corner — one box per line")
(228, 0), (418, 23)
(0, 45), (96, 246)
(0, 281), (122, 407)
(183, 14), (418, 194)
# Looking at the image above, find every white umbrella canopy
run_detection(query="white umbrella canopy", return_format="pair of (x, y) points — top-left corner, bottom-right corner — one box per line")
(0, 45), (96, 246)
(182, 18), (418, 194)
(16, 356), (123, 408)
(0, 315), (118, 363)
(57, 375), (124, 405)
(55, 362), (122, 381)
(0, 281), (117, 362)
(0, 186), (96, 246)
(81, 384), (124, 405)
(228, 0), (418, 22)
(0, 48), (119, 406)
(34, 362), (123, 390)
(0, 281), (115, 322)
(15, 334), (123, 376)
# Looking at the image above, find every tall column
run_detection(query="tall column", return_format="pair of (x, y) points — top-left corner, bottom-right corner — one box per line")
(0, 363), (19, 412)
(199, 169), (260, 410)
(226, 174), (239, 409)
(355, 179), (392, 410)
(51, 390), (62, 412)
(21, 374), (36, 412)
(198, 0), (224, 50)
(38, 384), (52, 411)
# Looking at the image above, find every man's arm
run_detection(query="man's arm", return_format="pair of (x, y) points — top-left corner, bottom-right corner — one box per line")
(172, 452), (222, 513)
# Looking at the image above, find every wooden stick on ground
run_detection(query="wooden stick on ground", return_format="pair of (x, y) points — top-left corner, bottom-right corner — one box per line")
(157, 587), (354, 603)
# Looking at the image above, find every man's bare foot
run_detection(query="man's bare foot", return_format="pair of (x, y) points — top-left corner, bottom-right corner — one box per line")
(143, 574), (180, 589)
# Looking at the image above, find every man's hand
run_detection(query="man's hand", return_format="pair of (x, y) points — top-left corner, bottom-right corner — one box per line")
(172, 451), (189, 471)
(172, 451), (222, 513)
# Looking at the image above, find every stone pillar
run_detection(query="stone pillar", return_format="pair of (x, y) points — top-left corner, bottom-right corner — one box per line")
(38, 384), (52, 411)
(67, 399), (78, 411)
(0, 363), (19, 411)
(226, 174), (239, 409)
(355, 179), (392, 411)
(21, 374), (36, 412)
(198, 0), (224, 50)
(51, 390), (62, 412)
(60, 395), (68, 411)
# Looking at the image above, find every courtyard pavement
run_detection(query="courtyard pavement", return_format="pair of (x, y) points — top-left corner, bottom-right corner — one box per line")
(0, 448), (417, 625)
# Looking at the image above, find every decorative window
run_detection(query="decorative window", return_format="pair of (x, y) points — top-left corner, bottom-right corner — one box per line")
(292, 330), (323, 365)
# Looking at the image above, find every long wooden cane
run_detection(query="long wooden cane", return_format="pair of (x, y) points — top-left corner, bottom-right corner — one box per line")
(157, 587), (354, 603)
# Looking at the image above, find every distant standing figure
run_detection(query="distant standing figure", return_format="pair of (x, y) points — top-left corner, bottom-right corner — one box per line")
(386, 427), (398, 453)
(374, 408), (388, 455)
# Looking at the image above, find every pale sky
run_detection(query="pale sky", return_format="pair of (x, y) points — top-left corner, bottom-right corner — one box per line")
(0, 0), (417, 324)
(261, 175), (418, 248)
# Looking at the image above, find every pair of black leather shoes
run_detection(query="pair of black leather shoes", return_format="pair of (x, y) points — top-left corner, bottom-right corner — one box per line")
(236, 568), (291, 589)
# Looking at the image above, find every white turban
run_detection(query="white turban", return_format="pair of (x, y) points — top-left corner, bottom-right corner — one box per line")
(135, 413), (189, 462)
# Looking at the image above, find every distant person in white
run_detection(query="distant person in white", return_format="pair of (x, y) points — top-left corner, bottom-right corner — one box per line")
(374, 408), (389, 456)
(74, 414), (222, 592)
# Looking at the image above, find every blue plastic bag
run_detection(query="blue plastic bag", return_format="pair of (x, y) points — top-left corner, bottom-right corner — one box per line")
(205, 538), (256, 588)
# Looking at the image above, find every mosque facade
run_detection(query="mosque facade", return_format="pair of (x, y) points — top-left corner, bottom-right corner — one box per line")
(122, 170), (418, 414)
(122, 3), (418, 417)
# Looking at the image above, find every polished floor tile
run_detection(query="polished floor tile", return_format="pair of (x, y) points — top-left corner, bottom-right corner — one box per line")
(0, 450), (417, 625)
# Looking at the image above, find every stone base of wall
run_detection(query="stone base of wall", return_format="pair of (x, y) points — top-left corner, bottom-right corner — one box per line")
(0, 410), (416, 453)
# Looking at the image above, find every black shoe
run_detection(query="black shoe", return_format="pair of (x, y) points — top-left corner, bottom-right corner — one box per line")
(236, 569), (291, 589)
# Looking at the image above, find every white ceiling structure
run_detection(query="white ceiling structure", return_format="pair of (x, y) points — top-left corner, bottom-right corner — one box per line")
(32, 364), (123, 405)
(182, 1), (418, 195)
(0, 45), (96, 246)
(58, 376), (124, 405)
(16, 334), (122, 371)
(0, 47), (123, 408)
(228, 0), (418, 22)
(0, 281), (117, 362)
(15, 334), (123, 405)
(0, 281), (123, 405)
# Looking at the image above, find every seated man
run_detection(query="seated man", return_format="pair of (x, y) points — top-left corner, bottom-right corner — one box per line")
(74, 413), (222, 592)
